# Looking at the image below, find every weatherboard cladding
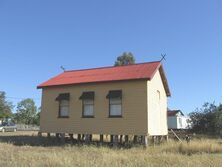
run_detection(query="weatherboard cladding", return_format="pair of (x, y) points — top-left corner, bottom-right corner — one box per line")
(40, 80), (148, 135)
(37, 61), (161, 88)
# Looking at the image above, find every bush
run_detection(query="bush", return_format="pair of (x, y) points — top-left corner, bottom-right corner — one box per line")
(189, 103), (222, 135)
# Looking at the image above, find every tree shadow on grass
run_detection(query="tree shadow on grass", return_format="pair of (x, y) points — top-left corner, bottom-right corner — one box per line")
(0, 134), (135, 148)
(0, 134), (69, 147)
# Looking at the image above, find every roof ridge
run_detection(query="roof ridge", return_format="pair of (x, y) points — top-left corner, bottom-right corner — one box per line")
(37, 60), (170, 97)
(65, 61), (161, 73)
(168, 110), (181, 112)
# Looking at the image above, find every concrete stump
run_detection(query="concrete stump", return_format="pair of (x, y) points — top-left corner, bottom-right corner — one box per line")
(165, 135), (169, 142)
(153, 136), (156, 146)
(82, 134), (85, 141)
(142, 136), (148, 148)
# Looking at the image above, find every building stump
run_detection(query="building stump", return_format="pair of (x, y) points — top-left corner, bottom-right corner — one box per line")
(142, 136), (148, 148)
(120, 135), (123, 144)
(69, 134), (74, 143)
(60, 133), (65, 143)
(47, 133), (51, 138)
(100, 135), (104, 143)
(38, 132), (42, 137)
(165, 135), (169, 142)
(125, 135), (129, 143)
(133, 135), (138, 144)
(89, 134), (92, 142)
(56, 133), (60, 140)
(85, 134), (91, 144)
(110, 135), (114, 143)
(78, 134), (81, 142)
(113, 135), (119, 147)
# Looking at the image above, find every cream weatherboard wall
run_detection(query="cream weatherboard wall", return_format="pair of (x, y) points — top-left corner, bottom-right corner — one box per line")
(147, 70), (168, 136)
(40, 80), (148, 135)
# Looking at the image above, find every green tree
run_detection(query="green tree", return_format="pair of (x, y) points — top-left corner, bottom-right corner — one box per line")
(189, 102), (221, 134)
(214, 105), (222, 134)
(15, 98), (37, 124)
(33, 107), (41, 126)
(0, 91), (13, 119)
(114, 52), (136, 66)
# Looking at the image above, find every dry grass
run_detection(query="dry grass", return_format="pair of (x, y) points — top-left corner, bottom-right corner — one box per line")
(164, 139), (222, 155)
(0, 131), (222, 167)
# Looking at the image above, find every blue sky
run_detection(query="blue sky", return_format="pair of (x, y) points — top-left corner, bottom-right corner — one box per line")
(0, 0), (222, 114)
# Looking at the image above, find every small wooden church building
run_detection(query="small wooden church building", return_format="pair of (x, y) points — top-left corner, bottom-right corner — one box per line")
(37, 61), (171, 146)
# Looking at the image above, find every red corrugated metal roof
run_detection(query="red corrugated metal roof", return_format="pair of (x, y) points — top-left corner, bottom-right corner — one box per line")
(37, 62), (170, 94)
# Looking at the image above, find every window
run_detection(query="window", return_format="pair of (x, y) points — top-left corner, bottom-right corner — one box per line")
(79, 92), (95, 118)
(109, 98), (122, 117)
(55, 93), (70, 118)
(106, 90), (122, 117)
(59, 100), (69, 117)
(83, 99), (94, 117)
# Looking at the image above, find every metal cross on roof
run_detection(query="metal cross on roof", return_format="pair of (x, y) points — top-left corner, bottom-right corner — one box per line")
(160, 54), (166, 62)
(60, 66), (66, 72)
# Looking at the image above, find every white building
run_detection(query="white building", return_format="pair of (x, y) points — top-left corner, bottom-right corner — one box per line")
(167, 110), (191, 129)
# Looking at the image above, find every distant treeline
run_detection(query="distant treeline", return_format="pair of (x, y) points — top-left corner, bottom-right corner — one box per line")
(0, 91), (40, 126)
